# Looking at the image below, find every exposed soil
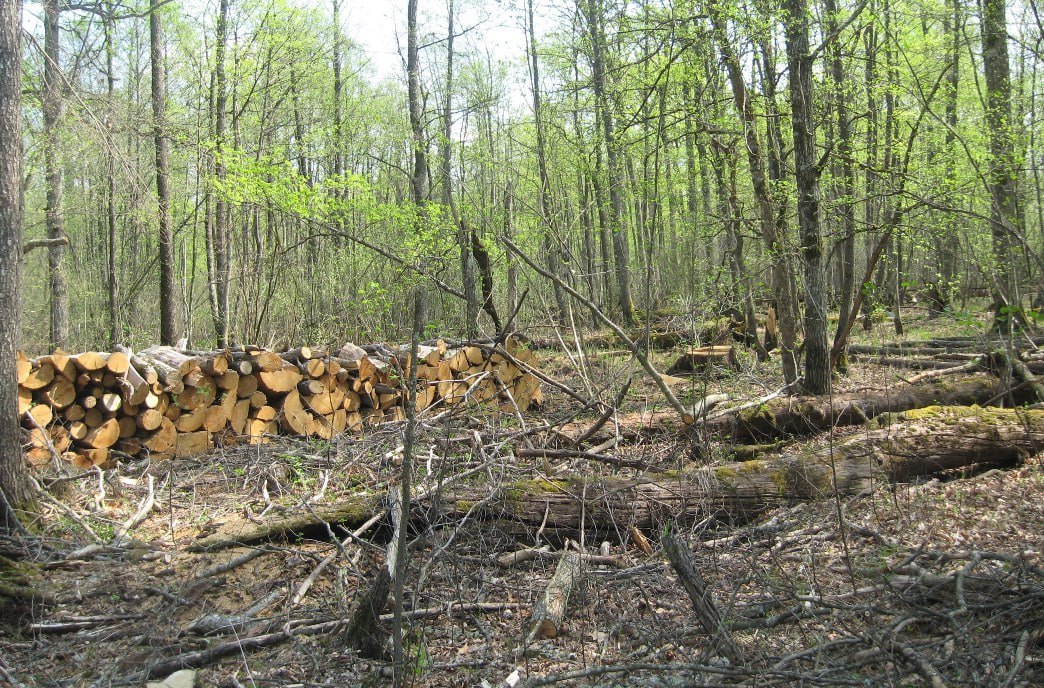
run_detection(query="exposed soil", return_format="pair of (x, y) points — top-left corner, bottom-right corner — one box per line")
(2, 313), (1042, 687)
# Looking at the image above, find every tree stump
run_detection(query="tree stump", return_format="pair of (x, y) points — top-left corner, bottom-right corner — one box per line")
(667, 346), (739, 375)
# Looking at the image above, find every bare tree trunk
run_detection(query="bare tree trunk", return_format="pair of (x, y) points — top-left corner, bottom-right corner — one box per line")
(151, 0), (176, 345)
(504, 179), (518, 333)
(407, 0), (428, 206)
(332, 0), (343, 182)
(442, 0), (479, 337)
(584, 0), (634, 325)
(707, 0), (799, 383)
(43, 0), (68, 350)
(981, 0), (1024, 331)
(0, 0), (32, 527)
(825, 0), (857, 360)
(212, 0), (232, 346)
(528, 0), (569, 323)
(105, 8), (120, 348)
(784, 0), (830, 394)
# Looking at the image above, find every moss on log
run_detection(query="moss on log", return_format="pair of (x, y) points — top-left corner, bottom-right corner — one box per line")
(442, 406), (1044, 536)
(187, 496), (379, 552)
(187, 406), (1043, 549)
(713, 374), (1018, 443)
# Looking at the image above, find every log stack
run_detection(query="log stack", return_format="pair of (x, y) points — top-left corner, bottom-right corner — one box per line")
(17, 337), (541, 469)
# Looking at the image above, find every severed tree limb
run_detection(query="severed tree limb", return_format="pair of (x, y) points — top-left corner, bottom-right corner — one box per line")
(111, 475), (155, 546)
(144, 619), (344, 679)
(194, 547), (268, 579)
(526, 550), (582, 641)
(515, 447), (649, 469)
(662, 533), (740, 661)
(189, 407), (1043, 548)
(22, 236), (69, 255)
(503, 237), (691, 424)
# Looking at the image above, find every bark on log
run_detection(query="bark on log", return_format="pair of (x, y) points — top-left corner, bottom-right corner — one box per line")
(527, 551), (582, 641)
(574, 375), (1020, 445)
(189, 406), (1042, 551)
(718, 376), (1012, 443)
(663, 533), (739, 660)
(441, 405), (1044, 536)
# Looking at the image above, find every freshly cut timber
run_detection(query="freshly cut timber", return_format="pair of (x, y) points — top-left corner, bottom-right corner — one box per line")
(16, 336), (541, 467)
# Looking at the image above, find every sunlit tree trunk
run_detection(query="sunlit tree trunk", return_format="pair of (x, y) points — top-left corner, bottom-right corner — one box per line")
(784, 0), (830, 393)
(105, 7), (120, 348)
(442, 0), (480, 336)
(825, 0), (857, 358)
(43, 0), (68, 350)
(528, 0), (569, 323)
(583, 0), (634, 325)
(981, 0), (1024, 331)
(151, 0), (176, 344)
(707, 0), (799, 383)
(211, 0), (232, 346)
(0, 0), (32, 526)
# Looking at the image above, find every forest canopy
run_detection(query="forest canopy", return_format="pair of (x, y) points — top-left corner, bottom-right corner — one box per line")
(11, 0), (1044, 370)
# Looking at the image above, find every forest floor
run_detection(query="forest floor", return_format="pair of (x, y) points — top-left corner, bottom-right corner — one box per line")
(2, 309), (1043, 688)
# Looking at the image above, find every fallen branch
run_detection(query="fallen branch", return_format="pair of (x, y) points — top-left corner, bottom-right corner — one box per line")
(662, 532), (740, 661)
(527, 551), (582, 641)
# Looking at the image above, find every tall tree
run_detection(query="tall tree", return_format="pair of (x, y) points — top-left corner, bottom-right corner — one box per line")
(441, 0), (480, 337)
(980, 0), (1024, 331)
(583, 0), (634, 325)
(43, 0), (68, 349)
(1, 0), (32, 528)
(151, 0), (176, 345)
(784, 0), (830, 393)
(706, 0), (800, 383)
(394, 2), (427, 681)
(528, 0), (569, 323)
(211, 0), (232, 346)
(104, 5), (120, 347)
(825, 0), (857, 355)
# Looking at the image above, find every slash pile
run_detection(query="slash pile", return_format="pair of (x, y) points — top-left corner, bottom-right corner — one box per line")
(18, 337), (541, 469)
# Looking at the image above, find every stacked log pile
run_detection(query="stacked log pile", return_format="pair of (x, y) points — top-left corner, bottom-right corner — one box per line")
(18, 337), (541, 469)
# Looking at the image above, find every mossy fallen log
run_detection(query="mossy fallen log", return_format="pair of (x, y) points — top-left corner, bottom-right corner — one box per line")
(189, 406), (1042, 550)
(563, 374), (1019, 446)
(441, 406), (1043, 537)
(715, 375), (1016, 443)
(188, 496), (379, 552)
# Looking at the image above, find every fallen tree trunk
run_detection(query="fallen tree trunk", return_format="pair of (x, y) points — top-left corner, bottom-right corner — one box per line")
(190, 406), (1042, 550)
(847, 355), (973, 371)
(714, 374), (1027, 443)
(564, 375), (1025, 445)
(441, 406), (1043, 537)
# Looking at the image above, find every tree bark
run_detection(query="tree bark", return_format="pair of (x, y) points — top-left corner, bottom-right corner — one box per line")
(562, 374), (1023, 445)
(104, 9), (120, 348)
(43, 0), (68, 350)
(0, 0), (32, 529)
(189, 406), (1044, 550)
(529, 0), (569, 323)
(980, 0), (1024, 331)
(443, 406), (1042, 536)
(211, 0), (231, 347)
(824, 0), (858, 360)
(784, 0), (830, 394)
(584, 0), (634, 325)
(151, 0), (176, 345)
(707, 0), (800, 383)
(407, 0), (428, 206)
(439, 2), (480, 338)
